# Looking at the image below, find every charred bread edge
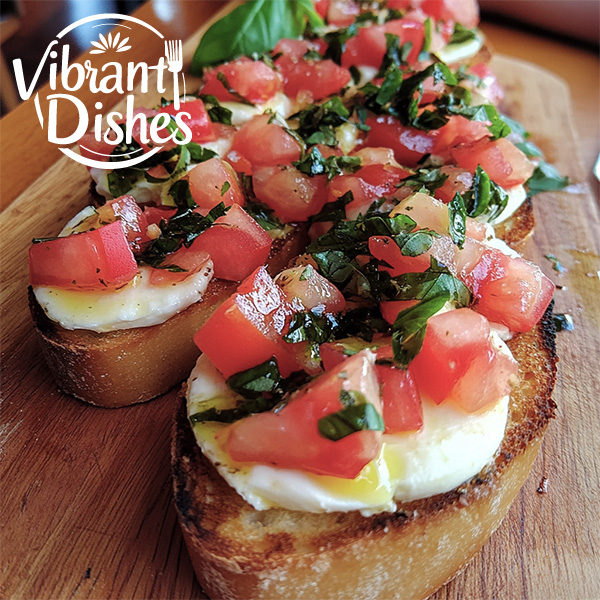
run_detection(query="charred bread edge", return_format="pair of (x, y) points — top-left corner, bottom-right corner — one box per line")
(28, 227), (308, 408)
(170, 305), (556, 600)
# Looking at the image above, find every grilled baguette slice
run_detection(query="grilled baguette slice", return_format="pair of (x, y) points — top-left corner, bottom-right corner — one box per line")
(29, 228), (307, 408)
(171, 307), (556, 600)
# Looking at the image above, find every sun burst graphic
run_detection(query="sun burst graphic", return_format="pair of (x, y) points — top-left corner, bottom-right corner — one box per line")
(90, 32), (131, 54)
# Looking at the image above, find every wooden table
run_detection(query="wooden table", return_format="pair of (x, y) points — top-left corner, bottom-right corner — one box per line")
(1, 3), (599, 599)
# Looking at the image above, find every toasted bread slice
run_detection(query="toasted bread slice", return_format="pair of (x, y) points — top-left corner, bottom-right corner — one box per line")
(29, 227), (308, 408)
(171, 307), (556, 600)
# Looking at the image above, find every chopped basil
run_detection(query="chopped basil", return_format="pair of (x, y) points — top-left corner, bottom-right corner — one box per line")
(293, 147), (362, 181)
(376, 33), (413, 77)
(544, 254), (566, 273)
(309, 190), (353, 223)
(335, 307), (389, 342)
(448, 192), (467, 248)
(515, 140), (543, 158)
(190, 0), (324, 72)
(391, 258), (472, 307)
(283, 310), (338, 361)
(106, 169), (140, 197)
(168, 179), (196, 210)
(392, 293), (450, 368)
(186, 143), (218, 163)
(460, 165), (508, 220)
(293, 96), (352, 147)
(399, 167), (449, 195)
(526, 161), (569, 195)
(220, 181), (231, 196)
(138, 202), (229, 268)
(318, 389), (384, 441)
(323, 24), (358, 65)
(216, 71), (255, 106)
(244, 199), (284, 231)
(553, 313), (574, 332)
(198, 94), (233, 126)
(449, 23), (479, 45)
(227, 358), (281, 398)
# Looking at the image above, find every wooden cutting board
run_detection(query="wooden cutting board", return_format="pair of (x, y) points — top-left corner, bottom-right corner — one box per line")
(1, 25), (599, 600)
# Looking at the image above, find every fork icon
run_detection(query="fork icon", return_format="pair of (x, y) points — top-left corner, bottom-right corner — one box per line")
(165, 40), (183, 109)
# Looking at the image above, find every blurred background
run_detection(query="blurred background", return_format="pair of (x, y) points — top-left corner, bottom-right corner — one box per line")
(1, 0), (598, 116)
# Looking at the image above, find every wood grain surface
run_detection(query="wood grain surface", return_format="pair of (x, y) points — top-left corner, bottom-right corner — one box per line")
(1, 14), (599, 600)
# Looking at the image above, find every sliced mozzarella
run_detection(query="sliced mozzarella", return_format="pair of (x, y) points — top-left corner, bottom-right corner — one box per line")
(34, 262), (214, 332)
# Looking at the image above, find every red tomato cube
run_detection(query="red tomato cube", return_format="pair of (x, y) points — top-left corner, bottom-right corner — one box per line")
(194, 267), (299, 378)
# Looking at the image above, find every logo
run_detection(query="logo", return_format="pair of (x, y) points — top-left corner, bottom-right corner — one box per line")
(12, 14), (190, 169)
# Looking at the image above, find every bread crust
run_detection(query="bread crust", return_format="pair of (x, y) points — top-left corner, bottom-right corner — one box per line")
(171, 307), (556, 600)
(29, 227), (308, 408)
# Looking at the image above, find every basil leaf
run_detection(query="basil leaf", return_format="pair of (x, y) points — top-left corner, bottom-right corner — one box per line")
(526, 161), (569, 195)
(138, 202), (229, 267)
(227, 358), (281, 398)
(337, 307), (389, 342)
(323, 24), (358, 65)
(544, 253), (566, 273)
(244, 199), (284, 231)
(399, 167), (449, 195)
(377, 33), (413, 77)
(186, 143), (218, 163)
(310, 190), (353, 223)
(318, 402), (384, 441)
(189, 395), (281, 424)
(392, 293), (450, 368)
(191, 0), (324, 72)
(283, 310), (338, 361)
(168, 179), (196, 211)
(294, 96), (351, 147)
(450, 23), (478, 45)
(448, 192), (467, 248)
(392, 258), (472, 307)
(293, 147), (362, 181)
(198, 94), (233, 125)
(106, 169), (140, 197)
(515, 140), (543, 158)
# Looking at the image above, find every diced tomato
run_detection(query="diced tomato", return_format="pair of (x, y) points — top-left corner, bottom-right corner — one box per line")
(97, 195), (150, 251)
(459, 245), (554, 332)
(200, 57), (282, 104)
(467, 63), (504, 106)
(190, 205), (272, 281)
(432, 115), (490, 157)
(275, 265), (346, 314)
(319, 341), (423, 432)
(342, 19), (424, 69)
(380, 300), (419, 324)
(376, 361), (423, 432)
(409, 308), (516, 412)
(143, 205), (177, 227)
(342, 25), (388, 70)
(386, 0), (411, 9)
(29, 221), (138, 290)
(275, 54), (351, 102)
(434, 166), (474, 204)
(327, 0), (360, 26)
(78, 131), (113, 163)
(451, 137), (535, 188)
(364, 115), (437, 167)
(420, 0), (480, 28)
(313, 0), (330, 20)
(230, 114), (302, 169)
(329, 163), (410, 220)
(194, 267), (299, 378)
(384, 19), (426, 65)
(188, 158), (245, 214)
(369, 234), (457, 275)
(273, 38), (314, 60)
(160, 99), (216, 144)
(221, 351), (383, 478)
(148, 245), (212, 286)
(253, 166), (328, 223)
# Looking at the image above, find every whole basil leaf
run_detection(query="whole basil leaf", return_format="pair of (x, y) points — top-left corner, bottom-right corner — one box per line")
(191, 0), (324, 72)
